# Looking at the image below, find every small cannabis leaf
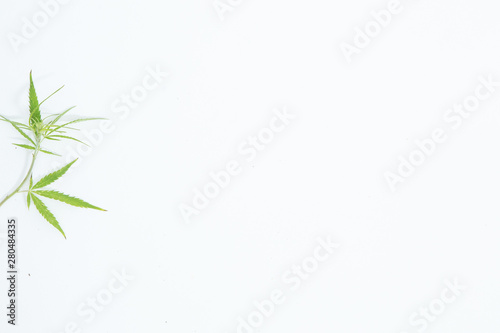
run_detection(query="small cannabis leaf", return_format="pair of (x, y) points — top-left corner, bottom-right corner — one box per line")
(0, 71), (106, 238)
(27, 160), (106, 238)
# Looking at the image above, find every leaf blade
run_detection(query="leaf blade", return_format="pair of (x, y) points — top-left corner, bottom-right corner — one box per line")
(0, 118), (30, 130)
(39, 149), (61, 156)
(46, 135), (89, 147)
(45, 106), (76, 127)
(31, 195), (66, 238)
(0, 115), (35, 145)
(34, 190), (106, 211)
(13, 143), (35, 151)
(27, 176), (33, 209)
(39, 85), (64, 107)
(32, 159), (77, 189)
(29, 71), (41, 126)
(47, 117), (105, 135)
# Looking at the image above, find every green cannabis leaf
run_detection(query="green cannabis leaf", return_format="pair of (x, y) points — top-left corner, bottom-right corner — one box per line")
(0, 71), (106, 238)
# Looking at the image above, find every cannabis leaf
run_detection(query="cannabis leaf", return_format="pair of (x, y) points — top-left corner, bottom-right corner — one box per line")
(26, 161), (105, 237)
(0, 71), (106, 238)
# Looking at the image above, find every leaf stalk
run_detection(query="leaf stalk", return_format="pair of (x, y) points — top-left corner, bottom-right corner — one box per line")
(0, 148), (39, 208)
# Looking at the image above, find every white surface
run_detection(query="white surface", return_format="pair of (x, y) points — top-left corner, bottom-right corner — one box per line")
(1, 0), (500, 332)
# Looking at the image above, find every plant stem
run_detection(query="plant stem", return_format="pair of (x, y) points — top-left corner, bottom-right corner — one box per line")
(0, 150), (38, 208)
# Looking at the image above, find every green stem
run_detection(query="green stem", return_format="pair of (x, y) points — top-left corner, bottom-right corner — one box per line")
(0, 150), (38, 208)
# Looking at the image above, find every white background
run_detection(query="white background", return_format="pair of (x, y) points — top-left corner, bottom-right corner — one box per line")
(1, 0), (500, 332)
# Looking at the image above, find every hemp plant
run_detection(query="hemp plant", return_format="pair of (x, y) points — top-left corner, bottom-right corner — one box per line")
(0, 72), (105, 238)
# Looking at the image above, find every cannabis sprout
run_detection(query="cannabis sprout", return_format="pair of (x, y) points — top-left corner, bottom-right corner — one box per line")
(0, 72), (106, 238)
